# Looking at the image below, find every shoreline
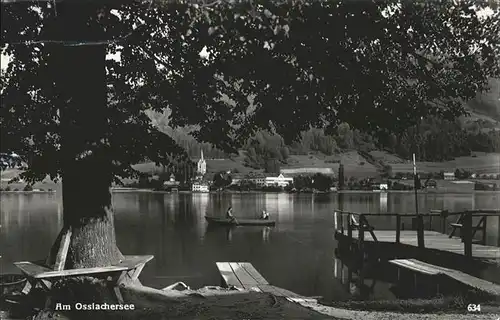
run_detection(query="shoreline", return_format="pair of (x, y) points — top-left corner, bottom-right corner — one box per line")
(0, 190), (56, 194)
(1, 188), (498, 195)
(110, 188), (499, 195)
(4, 283), (496, 320)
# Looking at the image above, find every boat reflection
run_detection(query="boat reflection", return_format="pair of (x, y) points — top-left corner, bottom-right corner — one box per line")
(262, 226), (271, 243)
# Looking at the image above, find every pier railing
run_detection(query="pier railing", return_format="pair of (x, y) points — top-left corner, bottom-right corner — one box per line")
(333, 209), (500, 258)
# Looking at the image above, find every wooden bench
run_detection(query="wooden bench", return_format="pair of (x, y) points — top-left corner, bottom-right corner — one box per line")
(215, 262), (306, 300)
(449, 214), (486, 243)
(15, 255), (154, 303)
(350, 215), (374, 231)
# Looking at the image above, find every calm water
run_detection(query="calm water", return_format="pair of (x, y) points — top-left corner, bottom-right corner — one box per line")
(1, 191), (499, 301)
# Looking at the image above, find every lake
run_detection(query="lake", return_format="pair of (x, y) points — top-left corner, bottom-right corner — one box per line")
(1, 191), (499, 301)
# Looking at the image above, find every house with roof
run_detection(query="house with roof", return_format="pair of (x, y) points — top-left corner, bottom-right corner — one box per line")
(443, 172), (455, 180)
(163, 173), (180, 190)
(264, 174), (293, 187)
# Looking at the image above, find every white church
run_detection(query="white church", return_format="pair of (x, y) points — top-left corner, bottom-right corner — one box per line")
(196, 149), (206, 176)
(192, 149), (209, 192)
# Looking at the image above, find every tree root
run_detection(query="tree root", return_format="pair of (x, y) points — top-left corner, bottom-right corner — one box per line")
(270, 294), (279, 307)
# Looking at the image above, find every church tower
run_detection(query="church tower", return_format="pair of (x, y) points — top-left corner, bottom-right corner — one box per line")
(197, 149), (206, 175)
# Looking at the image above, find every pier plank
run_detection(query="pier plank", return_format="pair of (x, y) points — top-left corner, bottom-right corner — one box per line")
(390, 259), (500, 296)
(389, 259), (440, 275)
(239, 262), (269, 285)
(216, 262), (242, 288)
(257, 284), (288, 296)
(229, 262), (259, 287)
(216, 262), (306, 300)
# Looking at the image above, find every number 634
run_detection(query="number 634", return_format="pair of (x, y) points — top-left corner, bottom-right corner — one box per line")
(467, 304), (481, 312)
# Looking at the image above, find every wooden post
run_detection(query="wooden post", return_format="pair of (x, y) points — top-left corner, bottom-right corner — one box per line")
(396, 214), (401, 244)
(347, 269), (353, 292)
(54, 228), (72, 271)
(463, 211), (472, 258)
(417, 215), (425, 248)
(347, 214), (353, 241)
(482, 216), (487, 245)
(358, 215), (365, 269)
(334, 211), (338, 230)
(413, 154), (424, 249)
(341, 212), (345, 234)
(440, 210), (448, 234)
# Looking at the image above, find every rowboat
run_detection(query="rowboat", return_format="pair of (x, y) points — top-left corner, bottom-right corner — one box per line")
(205, 216), (276, 226)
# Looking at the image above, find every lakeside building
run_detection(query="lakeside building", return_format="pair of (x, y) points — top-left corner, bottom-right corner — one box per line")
(264, 174), (294, 187)
(192, 181), (209, 192)
(426, 180), (437, 188)
(230, 173), (293, 188)
(372, 183), (388, 191)
(280, 167), (335, 176)
(443, 172), (455, 180)
(163, 173), (180, 191)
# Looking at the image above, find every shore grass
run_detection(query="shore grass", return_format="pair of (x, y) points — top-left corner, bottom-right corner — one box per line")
(320, 294), (500, 314)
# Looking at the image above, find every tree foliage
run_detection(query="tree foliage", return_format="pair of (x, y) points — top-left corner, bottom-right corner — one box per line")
(243, 130), (287, 168)
(212, 170), (232, 189)
(1, 0), (499, 184)
(380, 117), (500, 161)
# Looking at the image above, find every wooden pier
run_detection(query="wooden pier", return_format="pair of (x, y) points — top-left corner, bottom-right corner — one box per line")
(334, 209), (500, 263)
(337, 229), (500, 261)
(333, 209), (500, 295)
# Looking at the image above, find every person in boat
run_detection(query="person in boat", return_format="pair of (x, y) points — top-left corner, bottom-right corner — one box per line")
(260, 210), (270, 220)
(226, 206), (235, 222)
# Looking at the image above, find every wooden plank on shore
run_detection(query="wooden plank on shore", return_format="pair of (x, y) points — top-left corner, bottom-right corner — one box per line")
(446, 272), (500, 296)
(216, 262), (243, 288)
(390, 259), (500, 296)
(389, 259), (440, 275)
(229, 262), (259, 288)
(238, 262), (269, 285)
(118, 255), (154, 269)
(258, 284), (304, 299)
(258, 284), (288, 297)
(54, 228), (72, 271)
(14, 262), (52, 277)
(273, 285), (303, 298)
(35, 265), (128, 279)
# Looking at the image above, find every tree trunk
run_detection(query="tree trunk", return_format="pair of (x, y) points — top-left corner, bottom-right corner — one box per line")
(46, 3), (123, 269)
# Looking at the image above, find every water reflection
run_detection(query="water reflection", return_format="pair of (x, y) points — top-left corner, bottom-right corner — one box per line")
(379, 193), (388, 213)
(191, 193), (209, 239)
(0, 193), (61, 274)
(226, 227), (233, 242)
(1, 191), (499, 300)
(262, 227), (271, 243)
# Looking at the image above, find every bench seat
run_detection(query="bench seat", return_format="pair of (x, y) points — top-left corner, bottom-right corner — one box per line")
(14, 255), (154, 303)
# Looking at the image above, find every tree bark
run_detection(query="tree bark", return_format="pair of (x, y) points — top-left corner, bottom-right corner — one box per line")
(46, 3), (123, 269)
